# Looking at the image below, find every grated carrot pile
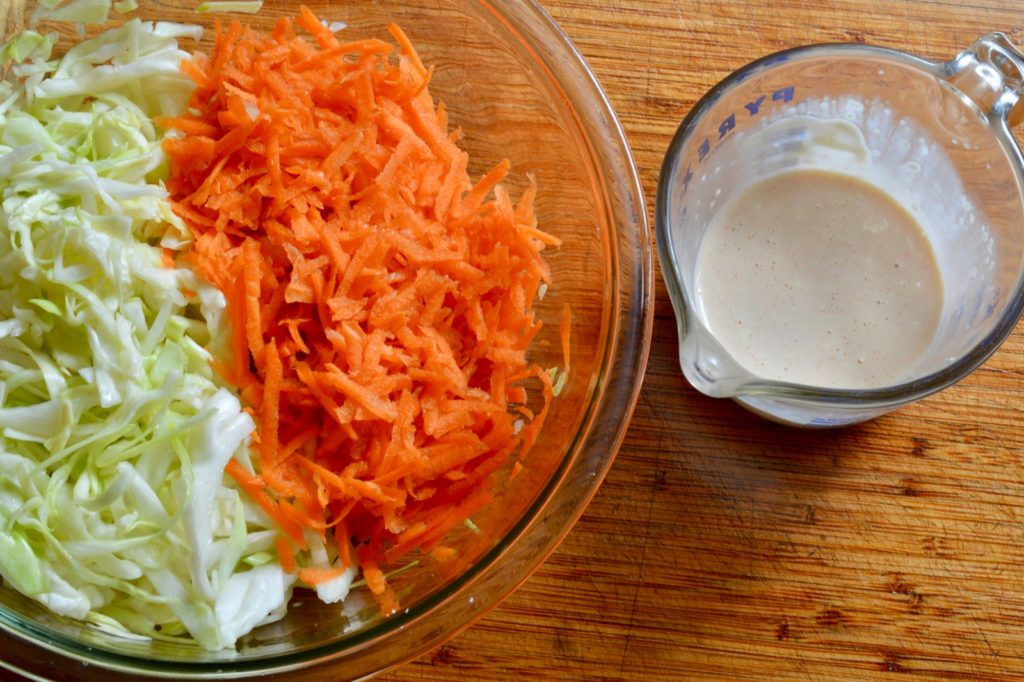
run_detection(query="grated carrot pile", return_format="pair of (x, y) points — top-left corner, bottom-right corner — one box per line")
(162, 6), (561, 611)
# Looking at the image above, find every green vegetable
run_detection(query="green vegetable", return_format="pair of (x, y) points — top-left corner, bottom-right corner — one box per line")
(0, 31), (56, 63)
(195, 1), (263, 13)
(0, 20), (293, 650)
(547, 366), (567, 397)
(33, 0), (113, 26)
(0, 529), (46, 595)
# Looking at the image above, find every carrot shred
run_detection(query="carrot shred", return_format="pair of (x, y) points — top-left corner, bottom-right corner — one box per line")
(560, 303), (572, 371)
(276, 536), (297, 574)
(362, 562), (387, 596)
(225, 458), (307, 548)
(430, 545), (456, 562)
(387, 22), (427, 83)
(337, 520), (353, 568)
(298, 566), (346, 585)
(166, 7), (561, 614)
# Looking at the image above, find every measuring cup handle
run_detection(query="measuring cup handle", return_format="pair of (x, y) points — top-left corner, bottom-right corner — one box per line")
(945, 33), (1024, 126)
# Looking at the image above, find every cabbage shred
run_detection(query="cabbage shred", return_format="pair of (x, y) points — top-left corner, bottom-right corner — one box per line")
(0, 20), (295, 650)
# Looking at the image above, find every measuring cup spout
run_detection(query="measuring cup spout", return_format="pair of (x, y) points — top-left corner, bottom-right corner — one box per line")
(676, 320), (758, 398)
(945, 33), (1024, 126)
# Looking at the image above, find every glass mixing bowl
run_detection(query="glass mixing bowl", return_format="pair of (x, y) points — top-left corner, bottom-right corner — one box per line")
(0, 0), (652, 678)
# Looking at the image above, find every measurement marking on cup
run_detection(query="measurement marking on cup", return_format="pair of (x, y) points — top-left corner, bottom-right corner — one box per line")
(682, 85), (795, 193)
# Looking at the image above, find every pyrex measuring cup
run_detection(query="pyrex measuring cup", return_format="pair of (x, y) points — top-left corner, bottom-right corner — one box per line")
(656, 34), (1024, 427)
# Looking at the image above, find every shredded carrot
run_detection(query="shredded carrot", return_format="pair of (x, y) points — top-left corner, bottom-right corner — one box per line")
(165, 7), (560, 613)
(430, 545), (456, 562)
(298, 566), (346, 585)
(357, 551), (400, 614)
(224, 458), (308, 547)
(560, 303), (572, 371)
(276, 535), (297, 574)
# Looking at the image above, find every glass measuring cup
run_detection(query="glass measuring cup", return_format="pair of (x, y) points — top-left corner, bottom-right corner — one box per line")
(656, 34), (1024, 427)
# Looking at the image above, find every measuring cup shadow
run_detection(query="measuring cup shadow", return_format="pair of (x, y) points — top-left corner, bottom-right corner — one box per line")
(592, 300), (965, 663)
(636, 296), (897, 534)
(606, 323), (894, 644)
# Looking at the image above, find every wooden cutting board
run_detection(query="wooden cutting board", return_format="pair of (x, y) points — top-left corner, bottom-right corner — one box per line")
(383, 1), (1024, 680)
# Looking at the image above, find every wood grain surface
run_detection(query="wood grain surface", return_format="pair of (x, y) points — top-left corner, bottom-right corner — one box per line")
(382, 1), (1024, 680)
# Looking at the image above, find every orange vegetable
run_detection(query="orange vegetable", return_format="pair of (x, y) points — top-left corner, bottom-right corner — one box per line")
(275, 535), (297, 574)
(297, 566), (347, 585)
(560, 304), (571, 368)
(429, 545), (457, 562)
(164, 7), (563, 610)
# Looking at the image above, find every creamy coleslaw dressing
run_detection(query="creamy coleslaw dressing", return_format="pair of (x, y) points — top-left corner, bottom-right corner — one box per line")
(695, 168), (944, 389)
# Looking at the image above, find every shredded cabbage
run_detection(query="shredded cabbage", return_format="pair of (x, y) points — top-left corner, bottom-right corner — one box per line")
(195, 1), (264, 14)
(0, 20), (294, 650)
(32, 0), (113, 26)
